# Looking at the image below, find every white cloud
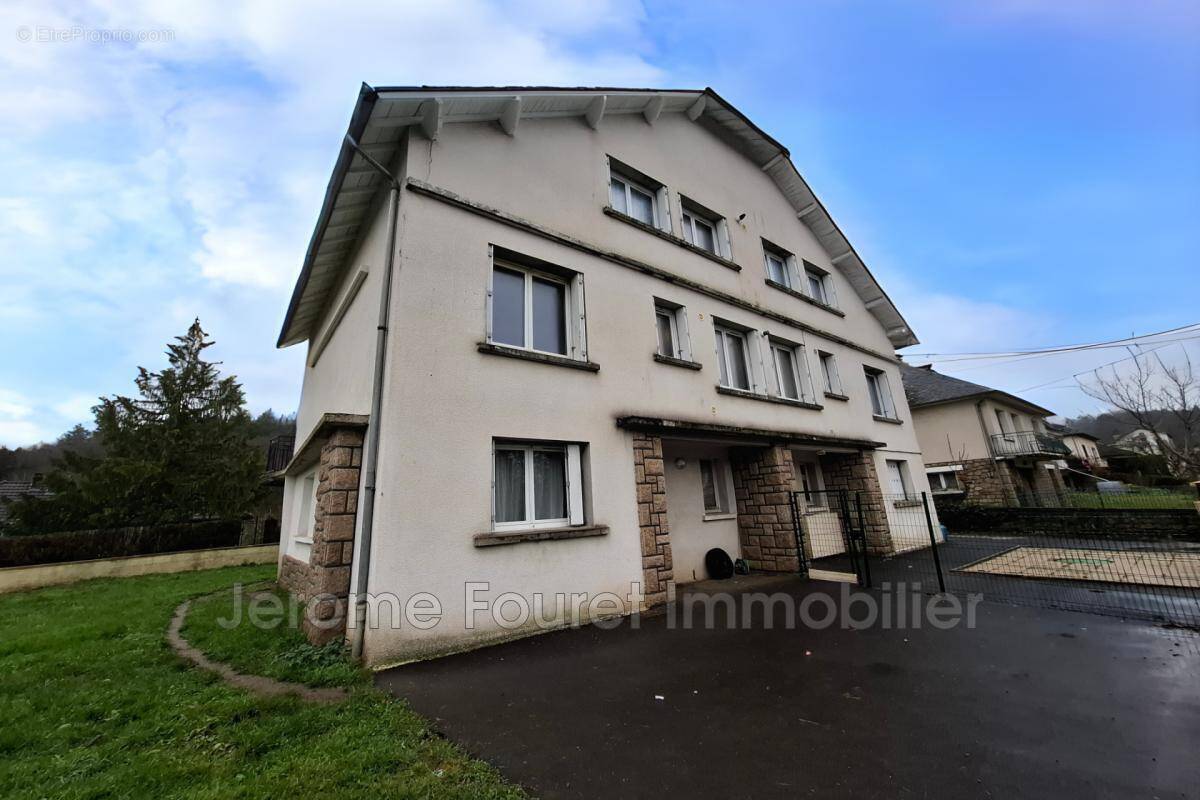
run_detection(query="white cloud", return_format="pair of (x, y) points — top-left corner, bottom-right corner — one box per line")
(0, 0), (664, 446)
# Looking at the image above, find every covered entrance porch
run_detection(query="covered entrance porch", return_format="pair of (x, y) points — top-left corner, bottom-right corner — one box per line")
(618, 416), (896, 609)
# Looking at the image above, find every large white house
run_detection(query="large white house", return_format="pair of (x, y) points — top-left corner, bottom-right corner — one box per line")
(275, 85), (937, 667)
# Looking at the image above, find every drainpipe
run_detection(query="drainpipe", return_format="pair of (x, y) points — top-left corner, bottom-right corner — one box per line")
(343, 133), (403, 661)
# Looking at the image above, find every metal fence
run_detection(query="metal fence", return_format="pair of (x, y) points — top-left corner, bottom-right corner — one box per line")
(798, 491), (1200, 630)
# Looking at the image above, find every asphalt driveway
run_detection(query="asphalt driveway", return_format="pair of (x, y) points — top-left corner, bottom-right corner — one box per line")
(377, 576), (1199, 799)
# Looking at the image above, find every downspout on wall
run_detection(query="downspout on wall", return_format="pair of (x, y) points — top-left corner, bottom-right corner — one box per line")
(344, 131), (406, 661)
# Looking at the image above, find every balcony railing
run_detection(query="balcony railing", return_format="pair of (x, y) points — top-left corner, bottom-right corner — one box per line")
(265, 434), (295, 473)
(989, 431), (1071, 459)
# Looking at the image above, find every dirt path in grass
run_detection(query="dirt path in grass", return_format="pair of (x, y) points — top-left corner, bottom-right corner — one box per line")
(167, 598), (348, 704)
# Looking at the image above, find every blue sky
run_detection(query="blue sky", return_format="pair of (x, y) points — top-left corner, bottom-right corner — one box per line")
(1, 1), (1197, 446)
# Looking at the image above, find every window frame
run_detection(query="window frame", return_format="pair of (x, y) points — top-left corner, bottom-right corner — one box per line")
(885, 459), (914, 498)
(491, 440), (585, 531)
(818, 350), (843, 395)
(769, 338), (815, 403)
(714, 324), (753, 391)
(864, 367), (898, 419)
(487, 252), (587, 361)
(792, 454), (826, 509)
(699, 458), (733, 515)
(610, 172), (658, 228)
(928, 470), (961, 494)
(651, 297), (692, 362)
(681, 207), (719, 254)
(803, 261), (837, 308)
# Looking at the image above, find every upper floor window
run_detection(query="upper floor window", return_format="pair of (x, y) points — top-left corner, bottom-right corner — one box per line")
(803, 261), (837, 308)
(818, 350), (843, 395)
(608, 158), (670, 231)
(714, 324), (752, 391)
(653, 298), (692, 361)
(864, 366), (898, 419)
(769, 339), (816, 404)
(763, 241), (795, 288)
(679, 196), (730, 258)
(488, 249), (587, 360)
(493, 440), (585, 530)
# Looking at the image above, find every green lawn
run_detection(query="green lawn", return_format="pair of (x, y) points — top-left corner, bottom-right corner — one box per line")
(1060, 490), (1196, 509)
(0, 565), (525, 799)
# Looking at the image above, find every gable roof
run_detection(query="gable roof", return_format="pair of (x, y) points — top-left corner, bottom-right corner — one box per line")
(898, 362), (1054, 416)
(277, 85), (918, 350)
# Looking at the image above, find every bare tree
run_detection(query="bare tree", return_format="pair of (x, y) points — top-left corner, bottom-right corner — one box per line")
(1080, 348), (1199, 479)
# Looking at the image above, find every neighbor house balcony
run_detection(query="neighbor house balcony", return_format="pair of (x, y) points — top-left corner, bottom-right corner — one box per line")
(989, 431), (1071, 459)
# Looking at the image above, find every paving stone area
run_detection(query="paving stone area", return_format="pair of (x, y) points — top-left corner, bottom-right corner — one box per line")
(959, 545), (1200, 589)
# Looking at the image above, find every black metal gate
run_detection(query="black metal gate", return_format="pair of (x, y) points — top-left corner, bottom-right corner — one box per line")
(790, 489), (872, 588)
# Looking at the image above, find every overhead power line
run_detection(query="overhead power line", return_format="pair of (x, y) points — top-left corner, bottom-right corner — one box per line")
(903, 321), (1200, 364)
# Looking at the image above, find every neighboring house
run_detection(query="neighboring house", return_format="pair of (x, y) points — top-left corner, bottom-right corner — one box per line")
(274, 85), (937, 665)
(1044, 422), (1106, 490)
(0, 478), (50, 529)
(1114, 428), (1175, 457)
(899, 363), (1070, 506)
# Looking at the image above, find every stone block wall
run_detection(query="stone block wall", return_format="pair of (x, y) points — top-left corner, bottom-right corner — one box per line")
(277, 426), (365, 646)
(631, 433), (674, 608)
(730, 445), (800, 572)
(928, 457), (1019, 507)
(819, 451), (894, 555)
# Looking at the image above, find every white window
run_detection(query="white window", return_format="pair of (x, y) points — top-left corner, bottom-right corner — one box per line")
(653, 299), (691, 361)
(296, 473), (317, 540)
(714, 325), (752, 391)
(493, 441), (584, 530)
(699, 458), (732, 515)
(681, 207), (718, 254)
(793, 457), (825, 508)
(804, 263), (837, 308)
(762, 241), (795, 288)
(929, 471), (961, 493)
(610, 173), (657, 227)
(818, 351), (843, 395)
(865, 367), (897, 419)
(770, 340), (815, 403)
(488, 254), (586, 359)
(885, 459), (914, 498)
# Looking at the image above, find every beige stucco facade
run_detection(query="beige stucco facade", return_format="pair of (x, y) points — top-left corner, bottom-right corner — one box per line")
(277, 90), (937, 666)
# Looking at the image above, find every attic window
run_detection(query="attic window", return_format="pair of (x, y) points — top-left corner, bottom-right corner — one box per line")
(607, 158), (670, 232)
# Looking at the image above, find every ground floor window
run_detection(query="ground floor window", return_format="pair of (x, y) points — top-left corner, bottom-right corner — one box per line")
(493, 441), (584, 530)
(885, 459), (914, 498)
(699, 458), (732, 515)
(928, 470), (961, 494)
(794, 458), (825, 508)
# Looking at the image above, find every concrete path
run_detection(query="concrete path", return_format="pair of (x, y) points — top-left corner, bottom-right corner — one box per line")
(377, 578), (1199, 799)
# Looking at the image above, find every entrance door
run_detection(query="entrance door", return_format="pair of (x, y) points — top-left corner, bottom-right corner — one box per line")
(791, 453), (845, 559)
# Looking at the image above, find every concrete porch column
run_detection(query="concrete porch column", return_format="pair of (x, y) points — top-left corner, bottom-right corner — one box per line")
(730, 445), (800, 572)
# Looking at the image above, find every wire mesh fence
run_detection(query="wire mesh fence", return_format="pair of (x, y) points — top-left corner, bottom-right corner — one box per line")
(797, 491), (1200, 631)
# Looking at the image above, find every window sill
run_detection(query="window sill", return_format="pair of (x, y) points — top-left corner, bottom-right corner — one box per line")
(473, 524), (609, 548)
(716, 385), (823, 410)
(823, 392), (849, 402)
(653, 353), (703, 370)
(702, 512), (737, 522)
(873, 414), (904, 425)
(764, 279), (845, 317)
(293, 536), (313, 546)
(603, 206), (740, 272)
(477, 342), (600, 372)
